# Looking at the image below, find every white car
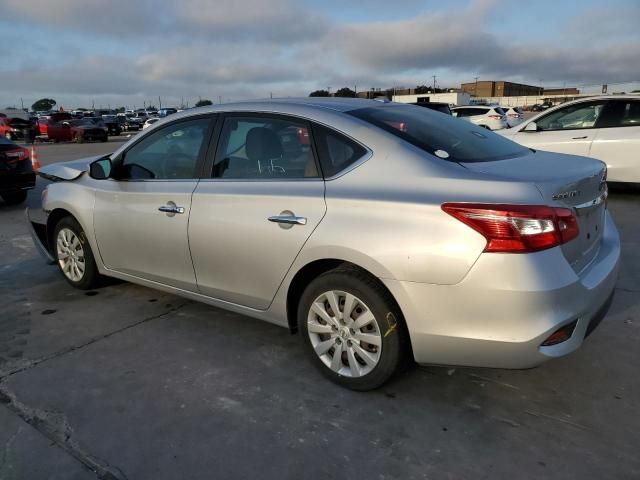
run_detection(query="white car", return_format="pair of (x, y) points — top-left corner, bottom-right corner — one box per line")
(502, 106), (525, 127)
(498, 96), (640, 183)
(142, 117), (160, 130)
(451, 106), (508, 130)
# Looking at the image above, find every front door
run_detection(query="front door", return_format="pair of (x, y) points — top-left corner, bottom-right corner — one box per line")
(93, 116), (214, 291)
(189, 114), (326, 309)
(514, 100), (607, 156)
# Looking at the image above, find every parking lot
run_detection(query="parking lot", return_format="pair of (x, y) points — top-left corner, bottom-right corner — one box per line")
(0, 141), (639, 479)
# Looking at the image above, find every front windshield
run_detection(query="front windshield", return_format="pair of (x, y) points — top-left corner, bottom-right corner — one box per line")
(348, 104), (528, 162)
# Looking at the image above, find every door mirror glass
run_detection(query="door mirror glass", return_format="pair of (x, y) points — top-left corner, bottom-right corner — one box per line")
(89, 157), (112, 179)
(524, 122), (538, 132)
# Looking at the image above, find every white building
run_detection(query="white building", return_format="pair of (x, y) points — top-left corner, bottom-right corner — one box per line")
(392, 92), (471, 106)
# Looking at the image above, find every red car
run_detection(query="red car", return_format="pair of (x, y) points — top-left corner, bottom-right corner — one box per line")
(38, 112), (73, 138)
(47, 117), (108, 143)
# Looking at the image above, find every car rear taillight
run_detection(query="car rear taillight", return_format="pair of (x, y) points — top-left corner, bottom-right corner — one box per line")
(441, 203), (579, 253)
(4, 147), (29, 164)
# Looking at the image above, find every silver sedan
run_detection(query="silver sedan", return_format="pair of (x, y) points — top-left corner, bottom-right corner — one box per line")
(28, 98), (620, 390)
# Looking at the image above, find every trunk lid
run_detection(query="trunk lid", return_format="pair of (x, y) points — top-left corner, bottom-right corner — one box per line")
(461, 150), (607, 273)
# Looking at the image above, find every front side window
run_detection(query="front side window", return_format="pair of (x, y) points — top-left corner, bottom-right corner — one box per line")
(119, 117), (210, 180)
(212, 116), (318, 179)
(535, 101), (605, 131)
(349, 104), (528, 163)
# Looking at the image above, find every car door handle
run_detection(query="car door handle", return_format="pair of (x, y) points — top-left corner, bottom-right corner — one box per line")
(572, 136), (588, 140)
(158, 205), (185, 214)
(268, 215), (307, 225)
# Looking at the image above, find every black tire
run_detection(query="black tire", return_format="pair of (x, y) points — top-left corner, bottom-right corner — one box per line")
(1, 191), (28, 205)
(298, 266), (409, 391)
(53, 216), (101, 290)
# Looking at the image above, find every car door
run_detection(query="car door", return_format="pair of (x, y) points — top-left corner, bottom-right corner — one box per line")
(93, 115), (214, 291)
(512, 100), (607, 156)
(590, 99), (640, 183)
(189, 113), (326, 309)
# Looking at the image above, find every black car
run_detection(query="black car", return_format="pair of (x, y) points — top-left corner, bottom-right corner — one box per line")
(101, 115), (122, 136)
(0, 137), (36, 205)
(411, 102), (452, 115)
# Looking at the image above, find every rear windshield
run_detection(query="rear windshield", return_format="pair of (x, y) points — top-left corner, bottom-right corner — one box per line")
(348, 105), (528, 162)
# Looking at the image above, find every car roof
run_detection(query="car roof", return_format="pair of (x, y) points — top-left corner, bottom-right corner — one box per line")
(173, 97), (392, 118)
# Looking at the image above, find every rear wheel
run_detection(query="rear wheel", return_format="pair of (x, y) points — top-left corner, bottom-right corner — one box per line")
(1, 191), (28, 205)
(298, 267), (408, 391)
(53, 217), (101, 289)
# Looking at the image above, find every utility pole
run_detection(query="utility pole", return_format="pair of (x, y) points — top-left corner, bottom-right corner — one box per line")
(432, 75), (437, 91)
(218, 95), (222, 104)
(327, 86), (331, 96)
(474, 76), (479, 96)
(20, 98), (24, 111)
(158, 96), (162, 109)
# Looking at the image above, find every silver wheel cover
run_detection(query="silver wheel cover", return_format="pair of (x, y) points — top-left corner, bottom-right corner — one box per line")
(307, 290), (382, 378)
(56, 228), (86, 282)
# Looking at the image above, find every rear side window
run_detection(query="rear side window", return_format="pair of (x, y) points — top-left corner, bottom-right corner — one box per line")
(597, 100), (640, 128)
(312, 124), (367, 177)
(348, 104), (528, 163)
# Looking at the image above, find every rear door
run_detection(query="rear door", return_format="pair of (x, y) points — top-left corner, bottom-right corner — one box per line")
(590, 99), (640, 182)
(512, 100), (607, 156)
(189, 113), (326, 309)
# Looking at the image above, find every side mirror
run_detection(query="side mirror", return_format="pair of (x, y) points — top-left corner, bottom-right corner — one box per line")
(524, 122), (539, 132)
(89, 157), (112, 179)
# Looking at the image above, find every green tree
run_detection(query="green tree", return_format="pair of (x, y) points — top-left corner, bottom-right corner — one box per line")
(334, 87), (356, 98)
(415, 85), (431, 94)
(195, 99), (213, 107)
(309, 90), (330, 97)
(32, 98), (57, 111)
(115, 106), (125, 113)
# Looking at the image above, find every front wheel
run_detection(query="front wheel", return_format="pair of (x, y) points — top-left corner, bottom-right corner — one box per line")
(53, 216), (101, 289)
(298, 267), (408, 391)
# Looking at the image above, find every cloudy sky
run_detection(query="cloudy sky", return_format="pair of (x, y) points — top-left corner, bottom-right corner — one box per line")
(1, 0), (639, 110)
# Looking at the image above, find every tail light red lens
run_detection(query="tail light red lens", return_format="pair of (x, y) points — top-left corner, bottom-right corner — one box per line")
(4, 147), (29, 164)
(441, 203), (580, 253)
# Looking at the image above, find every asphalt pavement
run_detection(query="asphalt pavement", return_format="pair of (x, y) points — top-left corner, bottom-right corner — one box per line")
(0, 141), (639, 479)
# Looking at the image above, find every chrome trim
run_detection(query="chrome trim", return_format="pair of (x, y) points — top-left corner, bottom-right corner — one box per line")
(158, 205), (185, 214)
(574, 191), (607, 212)
(268, 215), (307, 225)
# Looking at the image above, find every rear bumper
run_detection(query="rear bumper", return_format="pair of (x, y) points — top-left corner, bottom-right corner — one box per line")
(0, 171), (35, 193)
(25, 207), (55, 264)
(384, 210), (620, 368)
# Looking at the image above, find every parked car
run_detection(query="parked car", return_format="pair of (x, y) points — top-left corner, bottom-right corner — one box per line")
(502, 106), (525, 127)
(47, 117), (108, 143)
(28, 98), (618, 390)
(411, 102), (452, 115)
(0, 137), (36, 205)
(530, 102), (553, 112)
(101, 115), (122, 136)
(158, 108), (178, 118)
(498, 95), (640, 183)
(118, 113), (141, 131)
(142, 117), (160, 130)
(38, 112), (73, 138)
(451, 106), (508, 130)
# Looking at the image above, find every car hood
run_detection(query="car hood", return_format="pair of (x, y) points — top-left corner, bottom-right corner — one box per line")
(38, 155), (103, 181)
